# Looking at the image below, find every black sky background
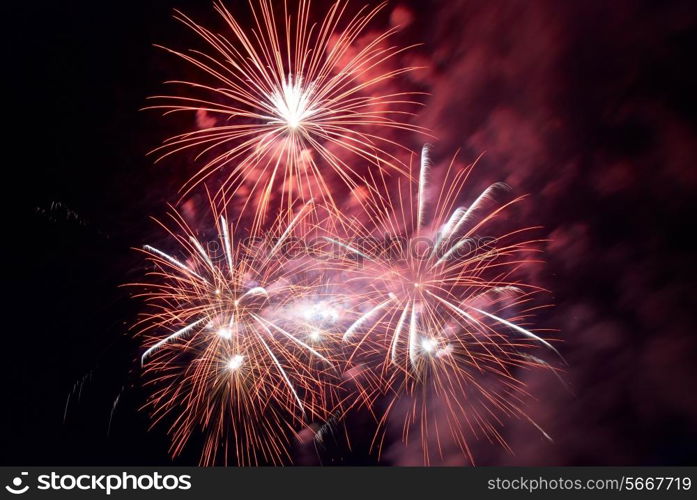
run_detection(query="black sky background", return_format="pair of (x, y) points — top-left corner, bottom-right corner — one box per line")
(3, 0), (697, 465)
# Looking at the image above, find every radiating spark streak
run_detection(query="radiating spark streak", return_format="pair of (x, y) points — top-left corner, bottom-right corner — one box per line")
(63, 393), (71, 424)
(450, 182), (510, 236)
(390, 305), (410, 364)
(252, 314), (332, 366)
(141, 318), (207, 366)
(344, 295), (396, 341)
(477, 285), (523, 297)
(267, 199), (313, 258)
(431, 206), (466, 256)
(407, 300), (419, 367)
(220, 215), (234, 274)
(235, 286), (269, 306)
(143, 245), (208, 284)
(416, 144), (430, 233)
(425, 290), (479, 324)
(107, 389), (123, 436)
(190, 236), (214, 271)
(423, 290), (497, 368)
(467, 306), (562, 360)
(435, 237), (476, 266)
(322, 236), (374, 262)
(526, 415), (554, 443)
(255, 328), (306, 415)
(521, 353), (569, 389)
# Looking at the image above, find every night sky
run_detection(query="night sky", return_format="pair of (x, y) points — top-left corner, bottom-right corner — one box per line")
(4, 0), (697, 465)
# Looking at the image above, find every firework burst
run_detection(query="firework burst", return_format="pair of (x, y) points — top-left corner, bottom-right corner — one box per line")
(130, 0), (563, 466)
(131, 201), (341, 465)
(148, 0), (427, 231)
(322, 146), (562, 464)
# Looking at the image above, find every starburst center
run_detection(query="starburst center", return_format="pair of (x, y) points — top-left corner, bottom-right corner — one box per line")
(227, 354), (244, 372)
(268, 75), (318, 131)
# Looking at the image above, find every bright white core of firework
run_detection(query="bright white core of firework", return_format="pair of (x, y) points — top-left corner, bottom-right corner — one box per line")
(217, 326), (233, 340)
(421, 337), (438, 354)
(227, 354), (244, 372)
(302, 302), (339, 324)
(267, 76), (318, 131)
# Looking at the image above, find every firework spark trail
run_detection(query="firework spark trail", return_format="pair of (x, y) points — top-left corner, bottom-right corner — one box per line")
(319, 146), (561, 464)
(107, 387), (125, 437)
(131, 203), (342, 465)
(63, 372), (93, 424)
(148, 0), (429, 231)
